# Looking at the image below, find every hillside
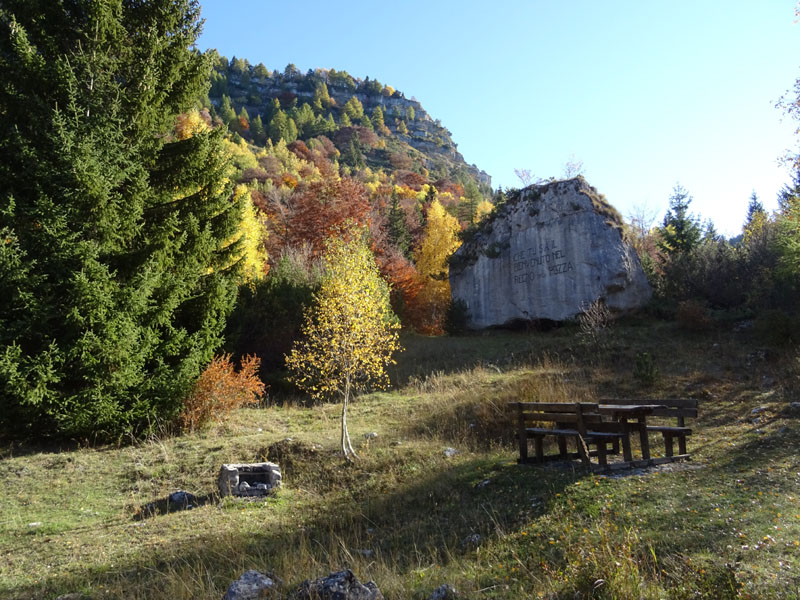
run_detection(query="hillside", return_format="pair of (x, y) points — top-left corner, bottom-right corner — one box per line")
(204, 55), (491, 194)
(2, 319), (799, 599)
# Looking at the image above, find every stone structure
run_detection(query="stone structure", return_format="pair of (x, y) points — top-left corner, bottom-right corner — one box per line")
(449, 177), (651, 327)
(218, 462), (282, 498)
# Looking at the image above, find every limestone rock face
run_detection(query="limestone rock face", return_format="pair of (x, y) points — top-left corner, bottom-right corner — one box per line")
(449, 177), (651, 327)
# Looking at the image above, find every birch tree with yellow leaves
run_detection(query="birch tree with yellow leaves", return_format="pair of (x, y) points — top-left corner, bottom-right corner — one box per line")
(285, 231), (401, 461)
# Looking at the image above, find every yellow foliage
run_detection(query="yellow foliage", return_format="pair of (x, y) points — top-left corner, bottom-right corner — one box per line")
(215, 185), (268, 284)
(223, 137), (259, 171)
(476, 200), (495, 222)
(285, 232), (401, 459)
(286, 233), (400, 402)
(743, 210), (768, 245)
(175, 109), (209, 140)
(414, 200), (461, 331)
(394, 185), (418, 200)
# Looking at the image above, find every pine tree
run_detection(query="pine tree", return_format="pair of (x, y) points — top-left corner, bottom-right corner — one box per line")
(251, 114), (265, 144)
(0, 0), (243, 438)
(312, 82), (332, 112)
(219, 94), (237, 126)
(743, 191), (768, 245)
(659, 185), (702, 255)
(388, 191), (412, 259)
(268, 109), (289, 142)
(372, 106), (385, 130)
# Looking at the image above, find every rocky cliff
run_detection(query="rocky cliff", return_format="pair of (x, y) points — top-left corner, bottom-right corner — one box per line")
(210, 65), (491, 189)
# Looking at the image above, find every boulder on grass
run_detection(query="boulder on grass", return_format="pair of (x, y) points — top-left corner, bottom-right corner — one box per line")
(290, 569), (383, 600)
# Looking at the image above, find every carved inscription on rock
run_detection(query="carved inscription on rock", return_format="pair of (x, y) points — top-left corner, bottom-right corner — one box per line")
(512, 238), (574, 284)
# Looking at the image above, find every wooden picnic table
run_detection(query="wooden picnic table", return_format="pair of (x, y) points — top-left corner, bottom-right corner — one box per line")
(598, 404), (666, 463)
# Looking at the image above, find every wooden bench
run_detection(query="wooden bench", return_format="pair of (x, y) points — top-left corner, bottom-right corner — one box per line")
(599, 398), (698, 460)
(509, 402), (630, 470)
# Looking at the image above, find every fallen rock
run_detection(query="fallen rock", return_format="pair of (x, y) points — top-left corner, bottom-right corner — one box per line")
(290, 570), (383, 600)
(428, 583), (459, 599)
(223, 569), (280, 600)
(461, 533), (481, 548)
(168, 490), (197, 510)
(449, 177), (651, 327)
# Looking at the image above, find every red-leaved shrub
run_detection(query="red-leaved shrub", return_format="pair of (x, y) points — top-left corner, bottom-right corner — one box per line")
(180, 354), (265, 431)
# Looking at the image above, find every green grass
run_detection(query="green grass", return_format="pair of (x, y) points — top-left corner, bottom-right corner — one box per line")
(2, 320), (800, 599)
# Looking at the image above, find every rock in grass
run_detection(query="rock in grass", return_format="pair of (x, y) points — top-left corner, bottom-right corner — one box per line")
(223, 570), (280, 600)
(290, 569), (383, 600)
(429, 583), (459, 599)
(168, 490), (197, 510)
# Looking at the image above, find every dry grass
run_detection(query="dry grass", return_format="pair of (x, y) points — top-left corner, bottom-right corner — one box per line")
(1, 320), (799, 599)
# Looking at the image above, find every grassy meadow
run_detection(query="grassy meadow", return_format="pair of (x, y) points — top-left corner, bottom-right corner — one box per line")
(1, 319), (799, 599)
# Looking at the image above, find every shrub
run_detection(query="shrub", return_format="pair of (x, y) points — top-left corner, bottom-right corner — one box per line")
(754, 309), (800, 347)
(444, 299), (470, 335)
(633, 352), (659, 387)
(577, 299), (613, 350)
(179, 354), (265, 431)
(676, 300), (713, 332)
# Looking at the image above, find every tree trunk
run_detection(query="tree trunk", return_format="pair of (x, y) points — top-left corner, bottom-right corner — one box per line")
(341, 378), (358, 462)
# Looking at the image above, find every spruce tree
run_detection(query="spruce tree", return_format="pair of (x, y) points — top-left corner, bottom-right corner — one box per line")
(659, 185), (702, 255)
(388, 191), (412, 259)
(0, 0), (243, 439)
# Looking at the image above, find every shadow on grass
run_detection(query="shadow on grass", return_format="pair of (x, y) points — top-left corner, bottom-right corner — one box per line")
(6, 448), (580, 600)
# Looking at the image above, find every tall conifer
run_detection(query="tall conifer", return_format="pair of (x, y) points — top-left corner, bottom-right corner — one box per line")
(0, 0), (242, 438)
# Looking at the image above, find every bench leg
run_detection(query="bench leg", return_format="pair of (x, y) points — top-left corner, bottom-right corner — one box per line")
(597, 441), (607, 467)
(621, 433), (633, 463)
(678, 435), (687, 456)
(557, 435), (568, 458)
(534, 435), (544, 463)
(518, 433), (528, 463)
(664, 434), (674, 458)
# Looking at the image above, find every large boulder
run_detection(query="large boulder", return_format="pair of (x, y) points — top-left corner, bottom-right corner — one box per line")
(449, 177), (651, 327)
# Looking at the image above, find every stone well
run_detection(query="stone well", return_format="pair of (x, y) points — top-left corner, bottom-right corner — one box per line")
(218, 462), (282, 498)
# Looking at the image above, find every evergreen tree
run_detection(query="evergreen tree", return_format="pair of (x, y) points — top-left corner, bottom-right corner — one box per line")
(251, 114), (265, 144)
(778, 170), (800, 214)
(371, 106), (385, 130)
(268, 109), (289, 142)
(743, 190), (768, 244)
(0, 0), (243, 438)
(286, 117), (298, 143)
(343, 96), (365, 121)
(659, 185), (702, 255)
(312, 82), (332, 112)
(219, 94), (237, 126)
(342, 138), (365, 169)
(388, 191), (412, 259)
(745, 191), (765, 225)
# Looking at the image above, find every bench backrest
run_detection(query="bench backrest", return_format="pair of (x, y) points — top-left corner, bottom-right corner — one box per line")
(509, 402), (602, 434)
(598, 398), (698, 425)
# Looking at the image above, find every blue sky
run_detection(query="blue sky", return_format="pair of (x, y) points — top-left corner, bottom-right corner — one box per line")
(197, 1), (800, 236)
